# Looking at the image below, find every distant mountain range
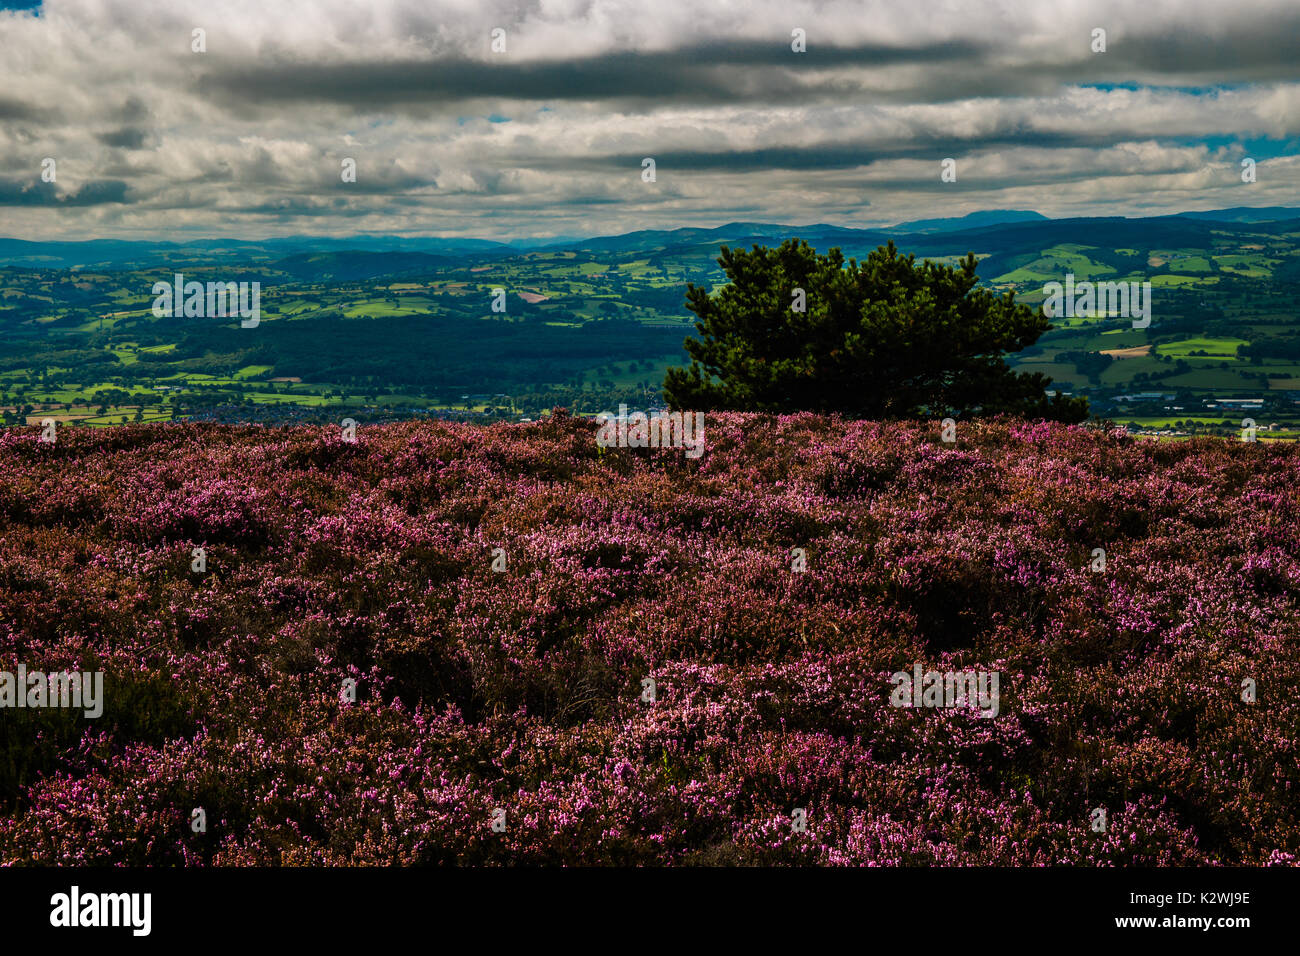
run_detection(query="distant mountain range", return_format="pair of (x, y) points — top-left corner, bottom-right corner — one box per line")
(887, 209), (1048, 233)
(3, 207), (1300, 270)
(1178, 206), (1300, 224)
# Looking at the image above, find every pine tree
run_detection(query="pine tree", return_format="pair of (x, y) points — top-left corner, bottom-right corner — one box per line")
(663, 239), (1088, 422)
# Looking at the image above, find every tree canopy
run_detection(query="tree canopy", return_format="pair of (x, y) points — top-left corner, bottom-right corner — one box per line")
(663, 239), (1088, 422)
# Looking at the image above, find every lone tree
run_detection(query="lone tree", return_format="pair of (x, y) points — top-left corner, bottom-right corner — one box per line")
(663, 240), (1088, 422)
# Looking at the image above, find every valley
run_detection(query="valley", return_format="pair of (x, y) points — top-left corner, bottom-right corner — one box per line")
(3, 209), (1300, 438)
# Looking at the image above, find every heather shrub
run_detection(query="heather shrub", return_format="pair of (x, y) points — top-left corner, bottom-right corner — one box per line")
(0, 416), (1297, 866)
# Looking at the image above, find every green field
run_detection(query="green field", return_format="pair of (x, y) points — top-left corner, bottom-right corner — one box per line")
(6, 215), (1300, 431)
(1155, 336), (1248, 358)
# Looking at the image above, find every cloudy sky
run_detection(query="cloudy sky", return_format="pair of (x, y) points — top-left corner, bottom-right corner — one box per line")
(1, 0), (1298, 240)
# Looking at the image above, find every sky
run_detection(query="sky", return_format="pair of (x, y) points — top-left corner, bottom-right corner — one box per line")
(1, 0), (1299, 241)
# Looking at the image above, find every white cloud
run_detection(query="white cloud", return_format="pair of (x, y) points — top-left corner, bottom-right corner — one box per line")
(0, 0), (1296, 238)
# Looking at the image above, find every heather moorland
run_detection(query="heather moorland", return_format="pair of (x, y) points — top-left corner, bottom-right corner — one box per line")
(0, 412), (1297, 865)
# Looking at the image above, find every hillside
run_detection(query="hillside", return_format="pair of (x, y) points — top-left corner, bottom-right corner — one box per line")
(1, 413), (1297, 865)
(4, 210), (1300, 435)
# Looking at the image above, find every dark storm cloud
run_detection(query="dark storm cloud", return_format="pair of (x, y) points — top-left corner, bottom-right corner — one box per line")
(0, 178), (129, 205)
(191, 17), (1300, 116)
(1112, 18), (1300, 79)
(60, 179), (130, 204)
(195, 39), (989, 110)
(224, 197), (374, 217)
(111, 96), (150, 122)
(96, 127), (149, 148)
(0, 179), (56, 204)
(524, 135), (1087, 173)
(0, 96), (42, 119)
